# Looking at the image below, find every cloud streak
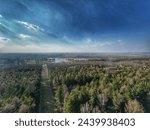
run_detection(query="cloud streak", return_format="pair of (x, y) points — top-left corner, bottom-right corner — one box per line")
(18, 34), (31, 39)
(16, 20), (44, 32)
(0, 36), (10, 42)
(0, 0), (150, 52)
(0, 14), (3, 18)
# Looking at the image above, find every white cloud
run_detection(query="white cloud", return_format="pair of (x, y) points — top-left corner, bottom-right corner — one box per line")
(0, 43), (76, 53)
(16, 20), (44, 32)
(0, 14), (3, 18)
(0, 43), (4, 51)
(0, 38), (148, 53)
(0, 37), (10, 42)
(0, 42), (119, 53)
(18, 34), (31, 39)
(0, 37), (10, 51)
(0, 30), (125, 52)
(82, 38), (113, 49)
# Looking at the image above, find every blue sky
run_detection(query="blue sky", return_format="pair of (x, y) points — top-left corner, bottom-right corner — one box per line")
(0, 0), (150, 52)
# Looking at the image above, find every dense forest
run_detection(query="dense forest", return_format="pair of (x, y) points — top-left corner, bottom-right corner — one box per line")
(0, 65), (41, 112)
(0, 56), (150, 113)
(48, 64), (150, 113)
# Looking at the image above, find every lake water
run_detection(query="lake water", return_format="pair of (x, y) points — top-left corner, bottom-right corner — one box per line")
(55, 58), (68, 63)
(48, 58), (88, 63)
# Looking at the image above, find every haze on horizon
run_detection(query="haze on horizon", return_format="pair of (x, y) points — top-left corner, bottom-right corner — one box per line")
(0, 0), (150, 53)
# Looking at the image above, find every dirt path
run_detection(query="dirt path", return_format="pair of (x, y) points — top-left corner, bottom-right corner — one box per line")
(39, 64), (55, 113)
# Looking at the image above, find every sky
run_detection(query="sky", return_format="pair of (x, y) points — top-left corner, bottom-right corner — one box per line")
(0, 0), (150, 53)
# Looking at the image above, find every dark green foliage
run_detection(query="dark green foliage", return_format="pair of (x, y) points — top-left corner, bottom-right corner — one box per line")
(49, 64), (150, 113)
(0, 65), (41, 112)
(0, 63), (149, 113)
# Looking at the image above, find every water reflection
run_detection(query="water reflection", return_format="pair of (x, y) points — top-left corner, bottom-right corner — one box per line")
(48, 58), (87, 63)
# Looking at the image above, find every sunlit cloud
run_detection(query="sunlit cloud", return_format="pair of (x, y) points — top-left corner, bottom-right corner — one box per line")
(0, 43), (75, 53)
(18, 34), (31, 39)
(16, 20), (44, 32)
(83, 38), (113, 47)
(1, 39), (147, 53)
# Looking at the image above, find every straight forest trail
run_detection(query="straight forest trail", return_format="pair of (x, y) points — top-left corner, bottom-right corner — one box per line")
(39, 64), (55, 113)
